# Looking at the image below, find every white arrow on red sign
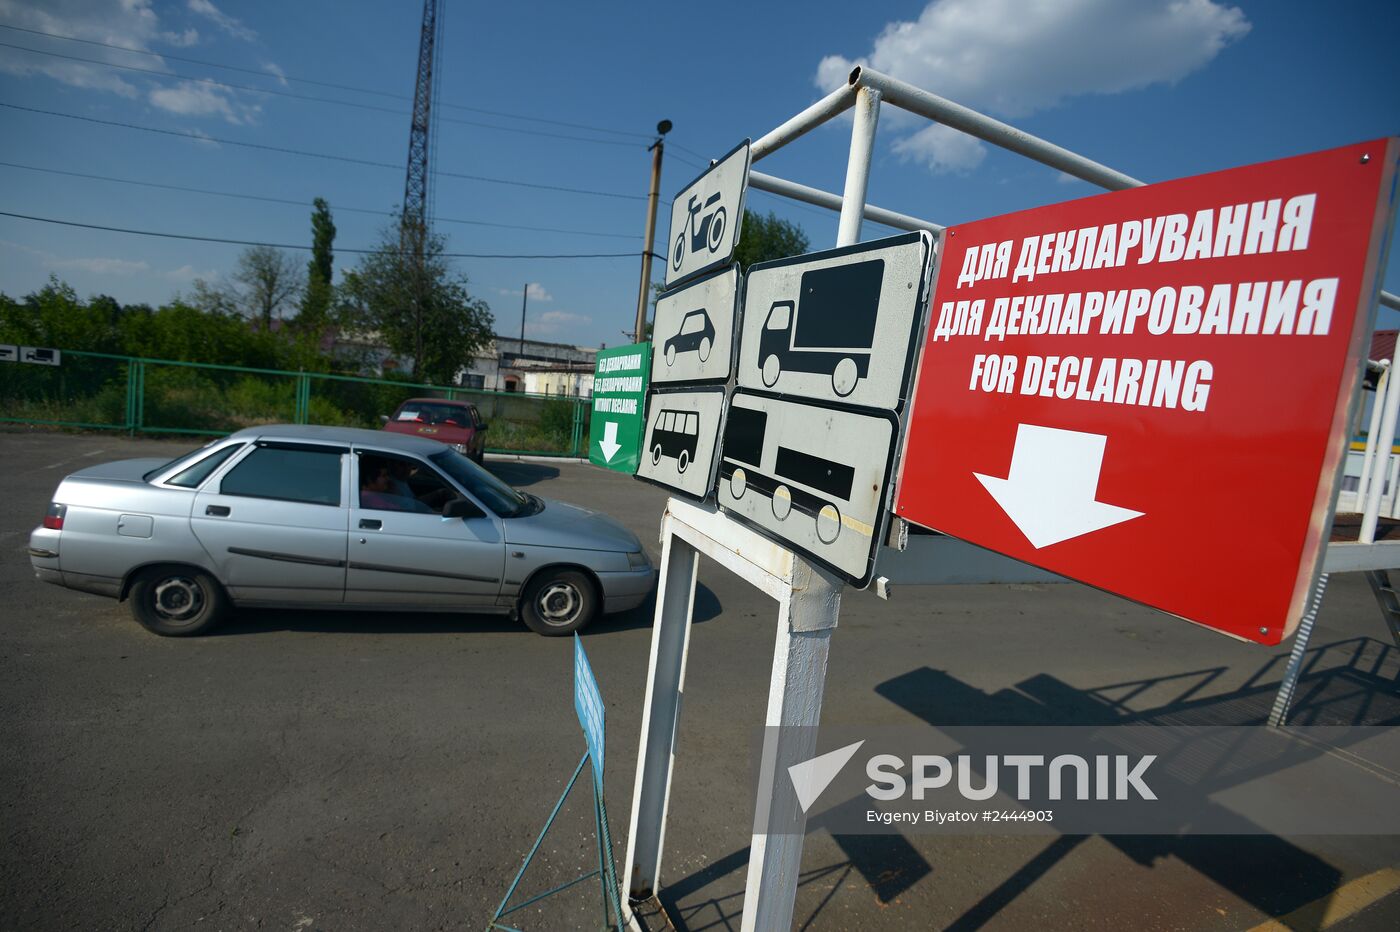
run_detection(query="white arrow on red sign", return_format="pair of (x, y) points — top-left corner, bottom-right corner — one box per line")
(975, 424), (1144, 549)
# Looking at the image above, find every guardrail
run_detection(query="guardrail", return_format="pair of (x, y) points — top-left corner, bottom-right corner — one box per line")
(0, 349), (590, 457)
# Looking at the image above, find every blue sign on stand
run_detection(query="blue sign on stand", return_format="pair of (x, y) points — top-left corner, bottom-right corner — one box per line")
(490, 635), (624, 930)
(574, 634), (605, 789)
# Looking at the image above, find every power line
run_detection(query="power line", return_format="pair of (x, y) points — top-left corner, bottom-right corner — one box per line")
(0, 160), (639, 239)
(0, 102), (647, 200)
(0, 21), (655, 140)
(0, 40), (643, 149)
(0, 210), (643, 259)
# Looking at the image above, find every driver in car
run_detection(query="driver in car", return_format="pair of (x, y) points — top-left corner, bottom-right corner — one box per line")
(360, 462), (433, 513)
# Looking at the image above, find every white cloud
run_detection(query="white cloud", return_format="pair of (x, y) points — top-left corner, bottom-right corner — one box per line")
(891, 123), (987, 174)
(262, 61), (288, 86)
(52, 255), (150, 275)
(816, 0), (1249, 173)
(161, 27), (201, 47)
(0, 0), (164, 95)
(149, 80), (258, 123)
(0, 2), (268, 122)
(1, 240), (150, 276)
(166, 263), (217, 282)
(498, 283), (555, 302)
(186, 127), (221, 147)
(187, 0), (256, 42)
(526, 310), (590, 338)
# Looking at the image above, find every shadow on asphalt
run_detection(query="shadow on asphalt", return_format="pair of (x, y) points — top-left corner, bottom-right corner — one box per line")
(655, 636), (1400, 931)
(484, 461), (561, 487)
(209, 582), (723, 637)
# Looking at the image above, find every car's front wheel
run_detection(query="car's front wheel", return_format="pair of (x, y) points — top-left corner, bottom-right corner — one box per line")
(520, 568), (598, 636)
(128, 566), (228, 637)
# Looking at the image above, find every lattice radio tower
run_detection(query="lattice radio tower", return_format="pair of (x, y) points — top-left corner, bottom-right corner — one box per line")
(402, 0), (444, 264)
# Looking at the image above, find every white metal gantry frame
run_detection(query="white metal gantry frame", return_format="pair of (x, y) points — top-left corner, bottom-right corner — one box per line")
(619, 66), (1400, 930)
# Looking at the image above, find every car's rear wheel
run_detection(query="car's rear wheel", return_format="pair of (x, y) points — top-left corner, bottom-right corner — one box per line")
(520, 569), (598, 636)
(128, 566), (228, 637)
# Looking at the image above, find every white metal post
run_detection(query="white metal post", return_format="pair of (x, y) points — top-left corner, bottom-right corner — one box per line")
(622, 512), (699, 903)
(1356, 365), (1390, 516)
(837, 86), (882, 246)
(737, 85), (882, 932)
(1362, 337), (1400, 541)
(739, 560), (842, 931)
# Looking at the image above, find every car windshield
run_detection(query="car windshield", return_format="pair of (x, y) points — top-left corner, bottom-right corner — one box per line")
(395, 402), (472, 426)
(429, 449), (538, 518)
(143, 439), (224, 481)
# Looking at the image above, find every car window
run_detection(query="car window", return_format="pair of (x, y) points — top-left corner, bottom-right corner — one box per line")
(166, 443), (245, 488)
(682, 312), (704, 334)
(469, 405), (483, 427)
(357, 453), (454, 514)
(428, 449), (535, 518)
(219, 446), (342, 506)
(144, 439), (225, 481)
(395, 402), (470, 426)
(767, 302), (791, 329)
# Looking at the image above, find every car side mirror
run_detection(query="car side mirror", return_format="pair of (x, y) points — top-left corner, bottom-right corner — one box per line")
(378, 415), (390, 424)
(442, 497), (485, 519)
(477, 423), (489, 432)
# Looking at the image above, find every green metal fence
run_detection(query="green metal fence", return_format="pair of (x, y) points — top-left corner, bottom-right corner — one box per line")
(0, 350), (591, 457)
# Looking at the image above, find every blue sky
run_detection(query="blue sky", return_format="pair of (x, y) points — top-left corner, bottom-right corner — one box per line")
(1, 0), (1398, 349)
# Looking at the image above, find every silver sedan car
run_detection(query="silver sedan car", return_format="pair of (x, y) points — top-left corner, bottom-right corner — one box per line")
(28, 425), (656, 636)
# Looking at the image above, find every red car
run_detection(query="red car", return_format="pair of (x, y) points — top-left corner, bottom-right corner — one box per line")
(381, 398), (489, 463)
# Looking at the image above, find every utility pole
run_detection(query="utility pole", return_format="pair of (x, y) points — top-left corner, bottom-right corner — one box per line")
(633, 119), (672, 343)
(519, 283), (529, 348)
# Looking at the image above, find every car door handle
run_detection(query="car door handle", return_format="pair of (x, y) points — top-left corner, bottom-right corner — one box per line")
(358, 518), (382, 530)
(205, 505), (231, 517)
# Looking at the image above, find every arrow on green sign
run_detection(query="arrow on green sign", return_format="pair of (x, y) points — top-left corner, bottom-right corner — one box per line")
(589, 342), (651, 474)
(598, 421), (622, 462)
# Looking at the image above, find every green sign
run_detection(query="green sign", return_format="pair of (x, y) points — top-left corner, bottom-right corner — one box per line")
(589, 342), (650, 473)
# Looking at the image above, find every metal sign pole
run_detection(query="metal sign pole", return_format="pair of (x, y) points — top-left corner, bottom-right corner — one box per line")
(620, 87), (884, 932)
(738, 83), (883, 932)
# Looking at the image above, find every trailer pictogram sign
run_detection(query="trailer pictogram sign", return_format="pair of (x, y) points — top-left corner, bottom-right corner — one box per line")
(896, 138), (1399, 645)
(665, 140), (750, 288)
(718, 391), (897, 585)
(737, 232), (933, 411)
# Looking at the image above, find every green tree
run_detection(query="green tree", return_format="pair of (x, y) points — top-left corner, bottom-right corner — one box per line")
(231, 245), (305, 328)
(733, 210), (809, 269)
(339, 217), (494, 383)
(298, 198), (336, 332)
(0, 278), (125, 352)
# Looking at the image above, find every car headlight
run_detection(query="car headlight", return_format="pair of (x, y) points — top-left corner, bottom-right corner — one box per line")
(627, 549), (650, 569)
(451, 443), (469, 454)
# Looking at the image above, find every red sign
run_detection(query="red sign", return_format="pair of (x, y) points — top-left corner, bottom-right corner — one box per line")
(896, 139), (1398, 645)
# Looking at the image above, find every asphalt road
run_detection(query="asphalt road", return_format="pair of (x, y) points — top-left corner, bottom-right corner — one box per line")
(2, 428), (1398, 931)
